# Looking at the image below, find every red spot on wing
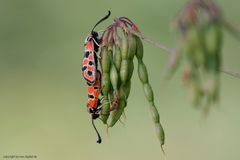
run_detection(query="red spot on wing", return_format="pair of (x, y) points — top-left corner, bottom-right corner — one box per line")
(85, 41), (94, 50)
(88, 65), (94, 71)
(83, 59), (88, 65)
(88, 99), (97, 108)
(88, 86), (94, 94)
(87, 71), (102, 109)
(88, 54), (94, 60)
(93, 90), (99, 97)
(82, 40), (96, 84)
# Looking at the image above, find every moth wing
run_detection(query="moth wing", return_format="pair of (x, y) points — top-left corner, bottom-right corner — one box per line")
(82, 41), (97, 84)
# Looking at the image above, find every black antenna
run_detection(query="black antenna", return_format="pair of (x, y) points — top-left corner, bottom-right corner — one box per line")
(91, 11), (111, 32)
(91, 118), (102, 144)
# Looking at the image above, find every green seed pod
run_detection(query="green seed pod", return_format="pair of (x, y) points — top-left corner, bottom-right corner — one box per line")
(149, 102), (165, 149)
(100, 72), (111, 124)
(184, 25), (205, 67)
(108, 77), (131, 127)
(128, 34), (137, 59)
(121, 33), (129, 59)
(101, 73), (111, 95)
(119, 33), (131, 85)
(135, 37), (143, 60)
(101, 47), (111, 73)
(149, 102), (159, 123)
(118, 33), (135, 92)
(143, 83), (154, 102)
(127, 60), (134, 81)
(120, 60), (129, 84)
(203, 21), (223, 56)
(110, 64), (119, 91)
(155, 123), (165, 147)
(101, 96), (110, 124)
(149, 101), (165, 146)
(113, 45), (122, 72)
(138, 62), (149, 84)
(203, 21), (222, 74)
(121, 81), (131, 99)
(100, 47), (112, 124)
(109, 97), (126, 127)
(185, 26), (201, 50)
(201, 21), (222, 106)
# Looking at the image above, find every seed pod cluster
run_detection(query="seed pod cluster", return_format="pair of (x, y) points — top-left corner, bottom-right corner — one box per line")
(100, 46), (111, 124)
(96, 17), (165, 151)
(168, 0), (223, 111)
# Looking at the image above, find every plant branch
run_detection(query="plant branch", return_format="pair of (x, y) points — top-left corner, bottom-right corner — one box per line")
(127, 28), (240, 79)
(222, 19), (240, 41)
(220, 67), (240, 78)
(127, 28), (175, 55)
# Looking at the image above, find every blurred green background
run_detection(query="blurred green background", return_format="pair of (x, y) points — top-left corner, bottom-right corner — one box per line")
(0, 0), (239, 159)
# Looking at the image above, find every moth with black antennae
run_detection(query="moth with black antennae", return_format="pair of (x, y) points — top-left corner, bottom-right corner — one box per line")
(82, 11), (111, 144)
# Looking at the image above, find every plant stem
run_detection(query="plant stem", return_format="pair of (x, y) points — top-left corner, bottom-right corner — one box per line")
(220, 67), (240, 78)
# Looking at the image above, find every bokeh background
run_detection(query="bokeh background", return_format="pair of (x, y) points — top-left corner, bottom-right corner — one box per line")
(0, 0), (239, 160)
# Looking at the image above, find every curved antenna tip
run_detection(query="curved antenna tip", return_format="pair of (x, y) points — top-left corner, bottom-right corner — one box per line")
(91, 118), (102, 144)
(91, 10), (112, 32)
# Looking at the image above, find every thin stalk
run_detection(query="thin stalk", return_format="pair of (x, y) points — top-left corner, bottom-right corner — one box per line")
(127, 27), (240, 79)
